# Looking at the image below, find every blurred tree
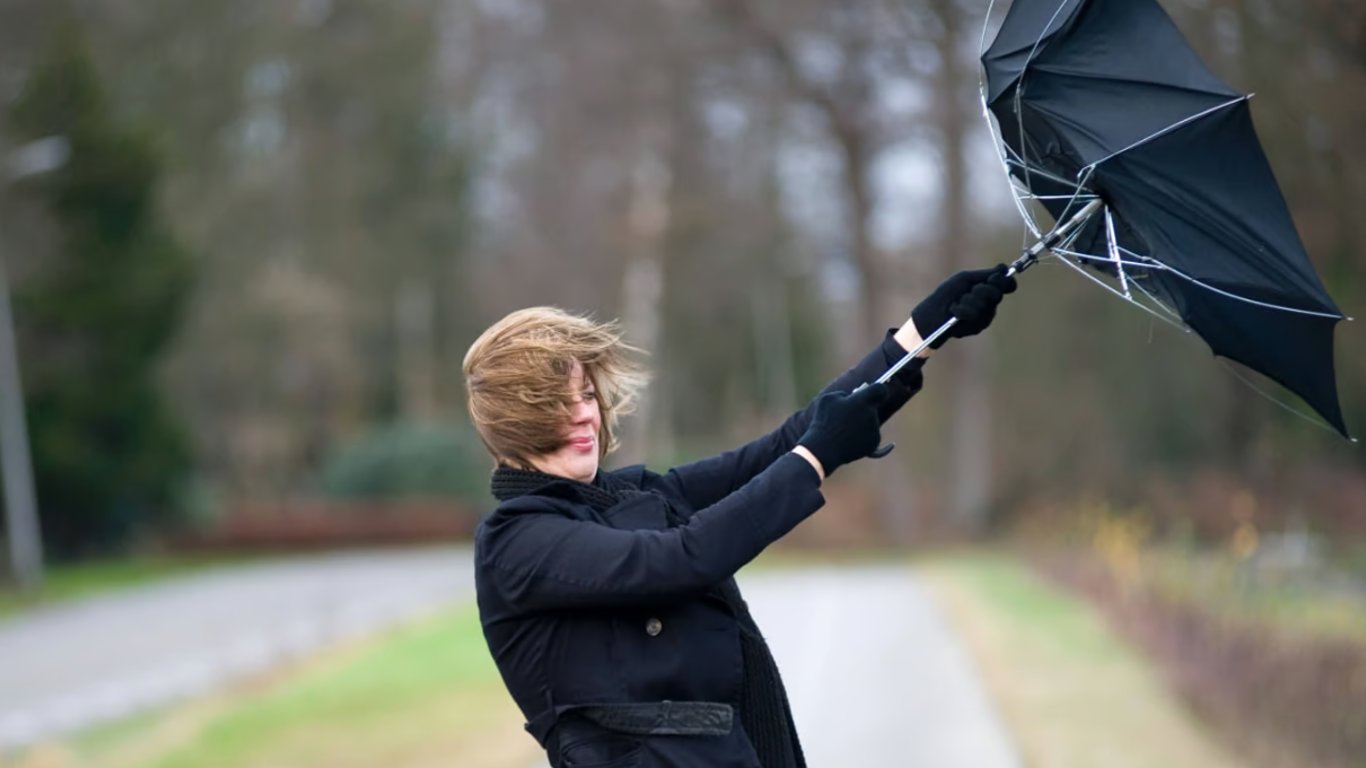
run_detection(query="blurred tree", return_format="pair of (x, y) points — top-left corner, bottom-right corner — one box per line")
(80, 0), (476, 498)
(7, 22), (193, 558)
(705, 0), (1009, 538)
(0, 0), (1352, 529)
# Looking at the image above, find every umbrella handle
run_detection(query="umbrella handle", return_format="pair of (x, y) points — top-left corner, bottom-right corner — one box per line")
(850, 381), (900, 459)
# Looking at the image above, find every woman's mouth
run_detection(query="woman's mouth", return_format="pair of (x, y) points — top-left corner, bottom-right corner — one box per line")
(567, 436), (595, 452)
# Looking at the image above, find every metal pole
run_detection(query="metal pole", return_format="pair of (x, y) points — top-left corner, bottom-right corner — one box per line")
(0, 136), (67, 593)
(0, 250), (42, 592)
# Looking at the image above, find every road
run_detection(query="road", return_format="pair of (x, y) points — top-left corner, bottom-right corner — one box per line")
(0, 547), (473, 749)
(527, 565), (1021, 766)
(741, 565), (1019, 767)
(0, 549), (1018, 766)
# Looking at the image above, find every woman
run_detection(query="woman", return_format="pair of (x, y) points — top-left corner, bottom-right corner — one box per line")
(464, 266), (1016, 768)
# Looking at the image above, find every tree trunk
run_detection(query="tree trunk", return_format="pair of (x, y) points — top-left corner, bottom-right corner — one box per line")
(936, 1), (993, 532)
(618, 123), (673, 466)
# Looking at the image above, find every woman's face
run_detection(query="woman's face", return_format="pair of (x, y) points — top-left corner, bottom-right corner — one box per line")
(527, 360), (602, 483)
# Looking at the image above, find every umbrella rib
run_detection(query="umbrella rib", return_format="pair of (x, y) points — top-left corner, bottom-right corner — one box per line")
(1053, 244), (1187, 323)
(1002, 156), (1100, 238)
(1105, 206), (1132, 300)
(979, 0), (1002, 59)
(982, 3), (1104, 253)
(1125, 272), (1188, 324)
(1112, 246), (1164, 265)
(1081, 95), (1250, 172)
(1114, 247), (1345, 320)
(1057, 248), (1164, 272)
(1049, 246), (1192, 333)
(979, 60), (1042, 238)
(1059, 247), (1350, 439)
(982, 86), (1046, 239)
(1014, 81), (1036, 211)
(1002, 165), (1047, 238)
(1050, 165), (1097, 241)
(1004, 158), (1093, 193)
(1050, 223), (1179, 319)
(1214, 358), (1357, 441)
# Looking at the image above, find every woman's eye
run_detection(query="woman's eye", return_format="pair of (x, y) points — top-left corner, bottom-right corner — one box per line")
(582, 392), (597, 403)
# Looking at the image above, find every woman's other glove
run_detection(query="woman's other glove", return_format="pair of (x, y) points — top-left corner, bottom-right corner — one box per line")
(910, 264), (1019, 348)
(797, 384), (889, 477)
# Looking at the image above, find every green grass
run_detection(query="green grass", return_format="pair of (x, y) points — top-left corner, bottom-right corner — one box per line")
(172, 607), (474, 766)
(23, 602), (534, 768)
(919, 550), (1241, 768)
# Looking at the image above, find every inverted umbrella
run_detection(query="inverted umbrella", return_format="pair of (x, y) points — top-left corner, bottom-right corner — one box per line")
(880, 0), (1351, 439)
(991, 0), (1353, 437)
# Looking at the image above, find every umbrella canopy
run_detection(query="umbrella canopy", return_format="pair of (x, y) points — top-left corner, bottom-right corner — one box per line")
(981, 0), (1350, 437)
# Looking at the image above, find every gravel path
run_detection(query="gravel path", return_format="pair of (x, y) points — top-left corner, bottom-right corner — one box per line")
(0, 547), (473, 749)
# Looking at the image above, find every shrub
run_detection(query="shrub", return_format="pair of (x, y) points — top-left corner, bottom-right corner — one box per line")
(318, 422), (490, 505)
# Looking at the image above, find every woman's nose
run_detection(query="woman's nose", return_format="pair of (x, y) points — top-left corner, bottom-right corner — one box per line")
(570, 399), (595, 423)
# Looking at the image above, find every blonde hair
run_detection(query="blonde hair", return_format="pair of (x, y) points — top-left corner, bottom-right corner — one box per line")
(462, 307), (648, 468)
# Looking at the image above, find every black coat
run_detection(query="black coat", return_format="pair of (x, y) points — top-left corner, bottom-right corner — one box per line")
(474, 335), (920, 768)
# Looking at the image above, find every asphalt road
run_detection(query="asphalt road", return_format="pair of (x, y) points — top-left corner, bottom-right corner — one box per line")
(741, 565), (1019, 767)
(1, 549), (1018, 766)
(0, 547), (474, 749)
(527, 565), (1021, 767)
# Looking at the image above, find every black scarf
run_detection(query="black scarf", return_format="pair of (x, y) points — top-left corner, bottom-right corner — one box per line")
(490, 466), (639, 514)
(490, 467), (806, 768)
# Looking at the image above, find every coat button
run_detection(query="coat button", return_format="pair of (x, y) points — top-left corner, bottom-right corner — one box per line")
(645, 617), (663, 636)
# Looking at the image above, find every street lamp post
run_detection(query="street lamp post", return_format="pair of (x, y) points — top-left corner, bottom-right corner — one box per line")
(1, 136), (69, 592)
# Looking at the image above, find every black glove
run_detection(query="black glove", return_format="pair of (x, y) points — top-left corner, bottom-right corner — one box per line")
(910, 265), (1019, 349)
(798, 384), (889, 477)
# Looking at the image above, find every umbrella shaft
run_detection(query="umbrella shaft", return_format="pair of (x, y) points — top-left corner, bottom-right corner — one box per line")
(875, 319), (955, 385)
(1013, 198), (1104, 275)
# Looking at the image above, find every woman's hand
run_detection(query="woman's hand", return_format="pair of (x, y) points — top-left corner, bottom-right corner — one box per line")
(907, 264), (1018, 350)
(794, 384), (889, 479)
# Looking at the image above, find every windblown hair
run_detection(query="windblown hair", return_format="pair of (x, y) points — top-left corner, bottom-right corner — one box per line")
(462, 307), (648, 469)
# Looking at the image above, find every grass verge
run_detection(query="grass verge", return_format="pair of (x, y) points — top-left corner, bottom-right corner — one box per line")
(918, 550), (1241, 768)
(1137, 548), (1366, 644)
(6, 603), (539, 768)
(1041, 549), (1366, 768)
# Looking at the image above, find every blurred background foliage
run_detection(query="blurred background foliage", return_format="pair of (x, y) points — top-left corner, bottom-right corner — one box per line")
(0, 2), (1362, 766)
(6, 22), (192, 559)
(318, 422), (489, 502)
(0, 0), (1361, 558)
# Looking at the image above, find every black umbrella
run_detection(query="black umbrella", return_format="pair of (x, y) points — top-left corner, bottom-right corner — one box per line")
(965, 0), (1351, 438)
